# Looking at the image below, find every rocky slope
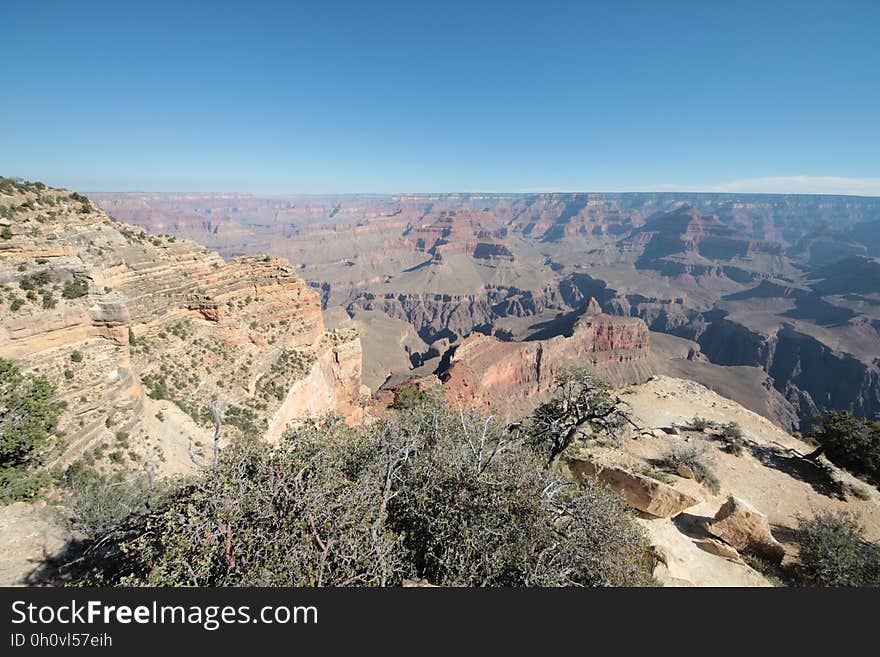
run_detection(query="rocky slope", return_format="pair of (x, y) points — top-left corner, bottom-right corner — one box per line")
(578, 375), (880, 586)
(0, 178), (363, 478)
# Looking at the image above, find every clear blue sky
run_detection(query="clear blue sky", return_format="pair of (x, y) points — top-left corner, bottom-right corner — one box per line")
(2, 1), (878, 194)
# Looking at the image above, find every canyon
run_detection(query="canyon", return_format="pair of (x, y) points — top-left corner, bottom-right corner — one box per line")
(3, 178), (880, 588)
(90, 190), (880, 432)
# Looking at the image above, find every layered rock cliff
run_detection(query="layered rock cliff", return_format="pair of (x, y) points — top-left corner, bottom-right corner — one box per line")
(0, 178), (362, 476)
(686, 316), (880, 431)
(439, 300), (652, 418)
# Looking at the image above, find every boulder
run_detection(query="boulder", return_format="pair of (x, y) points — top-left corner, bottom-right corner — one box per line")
(705, 496), (785, 564)
(698, 538), (743, 562)
(676, 464), (695, 479)
(649, 545), (694, 587)
(567, 458), (699, 518)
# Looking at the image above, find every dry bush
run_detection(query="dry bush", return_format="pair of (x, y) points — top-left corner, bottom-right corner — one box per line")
(68, 393), (653, 587)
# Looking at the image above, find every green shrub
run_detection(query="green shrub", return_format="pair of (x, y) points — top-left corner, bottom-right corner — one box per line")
(637, 465), (674, 484)
(63, 461), (158, 538)
(1, 226), (12, 240)
(661, 442), (721, 494)
(61, 279), (89, 299)
(0, 359), (62, 502)
(688, 417), (714, 431)
(390, 383), (428, 410)
(720, 422), (745, 455)
(743, 554), (787, 587)
(847, 483), (872, 501)
(70, 351), (83, 363)
(0, 468), (52, 503)
(806, 411), (880, 486)
(389, 410), (650, 587)
(63, 397), (653, 587)
(19, 271), (51, 290)
(796, 511), (880, 586)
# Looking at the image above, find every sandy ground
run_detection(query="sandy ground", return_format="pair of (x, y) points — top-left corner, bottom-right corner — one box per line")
(0, 502), (79, 586)
(585, 376), (880, 585)
(617, 376), (879, 540)
(139, 397), (214, 478)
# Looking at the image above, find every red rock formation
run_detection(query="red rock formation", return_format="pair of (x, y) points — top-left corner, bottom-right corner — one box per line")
(440, 300), (652, 417)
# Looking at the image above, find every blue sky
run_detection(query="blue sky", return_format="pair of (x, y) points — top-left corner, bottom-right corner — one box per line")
(2, 1), (878, 194)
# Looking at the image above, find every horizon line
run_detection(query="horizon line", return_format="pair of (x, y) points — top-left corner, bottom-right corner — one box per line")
(79, 189), (880, 199)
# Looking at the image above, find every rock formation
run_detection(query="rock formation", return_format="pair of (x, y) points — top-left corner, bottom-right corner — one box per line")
(567, 458), (699, 518)
(705, 496), (786, 564)
(439, 301), (652, 417)
(0, 180), (363, 476)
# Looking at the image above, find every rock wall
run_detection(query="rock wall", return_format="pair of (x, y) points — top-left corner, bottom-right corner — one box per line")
(692, 318), (880, 430)
(265, 332), (364, 441)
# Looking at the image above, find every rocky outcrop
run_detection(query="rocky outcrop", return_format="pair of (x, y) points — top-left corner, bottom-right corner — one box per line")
(265, 330), (364, 441)
(705, 496), (786, 564)
(644, 520), (771, 587)
(439, 302), (652, 417)
(567, 458), (699, 518)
